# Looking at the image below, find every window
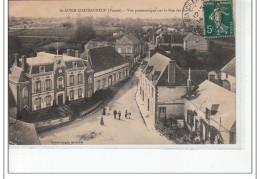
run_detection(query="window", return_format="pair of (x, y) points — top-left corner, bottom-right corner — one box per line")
(205, 108), (210, 120)
(102, 78), (106, 88)
(113, 74), (117, 81)
(97, 80), (101, 89)
(118, 48), (122, 53)
(22, 87), (28, 98)
(39, 66), (45, 73)
(127, 47), (132, 53)
(45, 79), (51, 91)
(159, 107), (166, 119)
(36, 98), (41, 110)
(78, 89), (82, 98)
(73, 62), (77, 68)
(70, 75), (74, 86)
(226, 73), (228, 78)
(46, 95), (51, 107)
(78, 74), (83, 84)
(209, 75), (215, 81)
(88, 90), (92, 97)
(119, 72), (122, 79)
(35, 81), (41, 93)
(70, 90), (74, 100)
(88, 75), (92, 83)
(57, 77), (63, 89)
(152, 87), (154, 98)
(121, 48), (126, 53)
(125, 70), (128, 76)
(187, 110), (194, 127)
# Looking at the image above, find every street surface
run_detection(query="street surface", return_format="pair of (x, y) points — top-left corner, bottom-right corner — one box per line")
(39, 69), (173, 144)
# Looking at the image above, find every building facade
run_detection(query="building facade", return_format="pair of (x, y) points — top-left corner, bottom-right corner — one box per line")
(115, 34), (142, 69)
(183, 33), (209, 52)
(184, 80), (236, 144)
(81, 46), (130, 92)
(8, 51), (94, 114)
(138, 53), (195, 129)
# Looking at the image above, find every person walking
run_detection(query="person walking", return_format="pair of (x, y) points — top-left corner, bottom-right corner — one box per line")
(113, 109), (117, 119)
(100, 116), (104, 126)
(125, 110), (128, 119)
(118, 111), (121, 120)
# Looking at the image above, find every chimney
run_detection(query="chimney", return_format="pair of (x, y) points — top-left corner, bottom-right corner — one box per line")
(67, 49), (71, 56)
(187, 68), (192, 96)
(21, 55), (27, 71)
(168, 60), (176, 85)
(75, 50), (80, 58)
(71, 49), (75, 57)
(14, 53), (19, 66)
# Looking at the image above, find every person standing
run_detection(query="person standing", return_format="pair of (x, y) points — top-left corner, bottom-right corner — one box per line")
(113, 109), (117, 119)
(100, 116), (104, 126)
(125, 110), (128, 119)
(118, 111), (121, 120)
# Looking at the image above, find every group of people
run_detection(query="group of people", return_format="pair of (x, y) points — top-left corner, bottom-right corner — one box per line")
(113, 109), (131, 120)
(100, 108), (132, 126)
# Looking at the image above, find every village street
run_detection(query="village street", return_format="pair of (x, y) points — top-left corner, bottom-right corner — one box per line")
(39, 68), (173, 144)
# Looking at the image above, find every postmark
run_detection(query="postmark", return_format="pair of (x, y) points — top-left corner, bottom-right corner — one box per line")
(203, 1), (234, 38)
(182, 0), (205, 36)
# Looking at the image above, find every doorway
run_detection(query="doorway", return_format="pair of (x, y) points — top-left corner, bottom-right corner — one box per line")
(58, 94), (63, 105)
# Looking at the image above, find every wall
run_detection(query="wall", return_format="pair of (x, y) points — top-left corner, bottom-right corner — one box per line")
(93, 63), (129, 92)
(157, 102), (184, 119)
(221, 72), (236, 92)
(185, 36), (208, 52)
(157, 86), (187, 103)
(66, 69), (85, 100)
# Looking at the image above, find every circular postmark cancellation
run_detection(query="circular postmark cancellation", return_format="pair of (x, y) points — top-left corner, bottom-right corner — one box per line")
(182, 0), (206, 36)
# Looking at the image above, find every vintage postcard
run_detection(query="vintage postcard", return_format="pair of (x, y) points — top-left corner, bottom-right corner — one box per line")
(8, 0), (236, 145)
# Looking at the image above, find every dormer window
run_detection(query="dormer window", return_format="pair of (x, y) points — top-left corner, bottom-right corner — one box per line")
(73, 62), (77, 68)
(211, 104), (219, 115)
(39, 66), (45, 73)
(56, 59), (61, 65)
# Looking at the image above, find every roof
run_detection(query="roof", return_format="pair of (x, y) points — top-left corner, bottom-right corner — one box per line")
(221, 57), (236, 77)
(142, 53), (170, 85)
(183, 33), (205, 42)
(81, 46), (129, 72)
(85, 40), (114, 50)
(117, 34), (140, 45)
(9, 66), (28, 82)
(9, 119), (40, 145)
(187, 80), (236, 131)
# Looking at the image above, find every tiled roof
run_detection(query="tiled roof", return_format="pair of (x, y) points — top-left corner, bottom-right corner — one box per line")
(187, 80), (236, 131)
(119, 34), (140, 45)
(81, 46), (129, 72)
(220, 57), (236, 77)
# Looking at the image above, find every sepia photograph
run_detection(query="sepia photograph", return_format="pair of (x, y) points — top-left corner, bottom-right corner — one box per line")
(8, 0), (237, 145)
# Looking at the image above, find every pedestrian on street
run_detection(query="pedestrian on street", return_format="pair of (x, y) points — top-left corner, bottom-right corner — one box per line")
(113, 109), (117, 119)
(118, 111), (121, 120)
(102, 107), (106, 115)
(100, 116), (104, 126)
(125, 110), (128, 119)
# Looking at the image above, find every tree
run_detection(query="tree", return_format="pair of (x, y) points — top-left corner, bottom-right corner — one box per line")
(73, 25), (96, 42)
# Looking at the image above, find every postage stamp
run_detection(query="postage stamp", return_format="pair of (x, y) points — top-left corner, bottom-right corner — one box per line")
(203, 1), (234, 38)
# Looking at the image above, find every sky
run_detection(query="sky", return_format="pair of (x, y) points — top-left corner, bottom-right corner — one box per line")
(9, 0), (187, 19)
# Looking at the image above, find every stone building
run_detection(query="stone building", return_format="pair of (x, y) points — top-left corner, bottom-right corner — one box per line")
(138, 53), (196, 129)
(8, 51), (94, 115)
(81, 46), (130, 92)
(208, 57), (236, 93)
(184, 80), (236, 144)
(115, 34), (143, 69)
(183, 33), (209, 52)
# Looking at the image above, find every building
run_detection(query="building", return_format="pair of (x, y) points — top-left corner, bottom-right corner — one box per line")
(115, 34), (142, 69)
(81, 46), (130, 92)
(220, 57), (236, 92)
(183, 33), (209, 52)
(84, 40), (115, 51)
(138, 53), (197, 129)
(208, 57), (236, 93)
(8, 51), (94, 115)
(184, 80), (236, 144)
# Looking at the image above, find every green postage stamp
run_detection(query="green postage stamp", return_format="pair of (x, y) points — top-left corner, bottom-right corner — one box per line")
(203, 1), (234, 38)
